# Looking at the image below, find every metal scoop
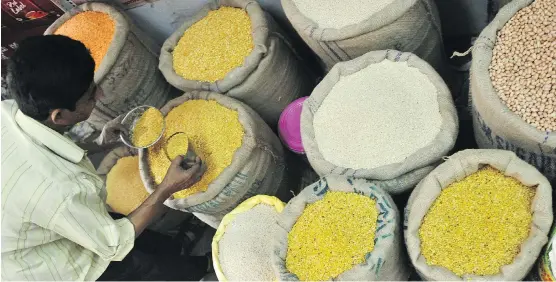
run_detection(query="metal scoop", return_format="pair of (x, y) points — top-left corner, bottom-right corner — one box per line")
(164, 132), (208, 173)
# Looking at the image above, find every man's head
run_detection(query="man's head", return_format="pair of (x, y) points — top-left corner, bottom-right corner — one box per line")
(6, 35), (102, 127)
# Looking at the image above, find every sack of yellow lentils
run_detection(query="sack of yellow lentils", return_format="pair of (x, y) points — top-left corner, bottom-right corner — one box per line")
(45, 2), (177, 132)
(158, 0), (315, 125)
(405, 149), (553, 280)
(138, 91), (286, 227)
(272, 176), (409, 281)
(212, 195), (285, 281)
(470, 0), (556, 181)
(301, 50), (458, 194)
(280, 0), (449, 78)
(97, 147), (191, 235)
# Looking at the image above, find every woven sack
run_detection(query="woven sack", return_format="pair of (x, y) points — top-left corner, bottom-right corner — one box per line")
(281, 0), (447, 75)
(404, 149), (553, 280)
(212, 195), (285, 281)
(272, 176), (409, 281)
(159, 0), (315, 125)
(97, 146), (191, 235)
(300, 50), (458, 194)
(45, 2), (177, 131)
(470, 0), (556, 181)
(139, 91), (286, 224)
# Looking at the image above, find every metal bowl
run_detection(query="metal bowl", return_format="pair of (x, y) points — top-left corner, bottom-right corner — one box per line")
(120, 105), (165, 149)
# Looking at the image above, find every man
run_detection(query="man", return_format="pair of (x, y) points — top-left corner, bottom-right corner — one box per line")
(1, 35), (207, 281)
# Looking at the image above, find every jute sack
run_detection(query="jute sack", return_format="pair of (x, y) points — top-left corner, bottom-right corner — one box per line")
(470, 0), (556, 181)
(272, 176), (409, 281)
(159, 0), (315, 125)
(281, 0), (448, 76)
(405, 149), (553, 280)
(212, 195), (285, 281)
(97, 146), (191, 235)
(45, 2), (177, 131)
(139, 91), (286, 225)
(301, 50), (458, 194)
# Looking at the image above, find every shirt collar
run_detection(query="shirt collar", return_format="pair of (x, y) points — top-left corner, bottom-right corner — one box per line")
(15, 110), (85, 163)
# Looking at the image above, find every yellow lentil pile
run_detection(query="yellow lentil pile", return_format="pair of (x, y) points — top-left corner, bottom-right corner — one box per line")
(55, 11), (115, 72)
(165, 133), (189, 160)
(148, 100), (243, 198)
(106, 156), (149, 216)
(489, 0), (556, 131)
(132, 108), (164, 147)
(172, 7), (253, 82)
(419, 166), (536, 276)
(286, 191), (378, 281)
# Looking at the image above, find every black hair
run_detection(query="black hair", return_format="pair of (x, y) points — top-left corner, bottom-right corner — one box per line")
(6, 35), (95, 121)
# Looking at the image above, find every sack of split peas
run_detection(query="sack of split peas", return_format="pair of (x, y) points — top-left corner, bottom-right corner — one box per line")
(159, 0), (315, 125)
(138, 91), (286, 228)
(470, 0), (556, 181)
(405, 149), (553, 280)
(97, 147), (191, 235)
(301, 50), (458, 194)
(272, 176), (409, 281)
(45, 3), (177, 134)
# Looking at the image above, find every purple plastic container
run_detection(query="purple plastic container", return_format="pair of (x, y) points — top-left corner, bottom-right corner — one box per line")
(278, 97), (307, 154)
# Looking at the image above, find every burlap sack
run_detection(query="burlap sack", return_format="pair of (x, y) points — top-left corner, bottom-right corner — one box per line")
(272, 176), (409, 281)
(159, 0), (315, 125)
(45, 2), (177, 131)
(470, 0), (556, 181)
(405, 149), (553, 280)
(301, 50), (458, 194)
(281, 0), (448, 76)
(139, 91), (286, 224)
(97, 146), (191, 235)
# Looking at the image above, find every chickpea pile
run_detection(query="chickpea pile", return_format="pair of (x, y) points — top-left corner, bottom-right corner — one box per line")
(489, 0), (556, 132)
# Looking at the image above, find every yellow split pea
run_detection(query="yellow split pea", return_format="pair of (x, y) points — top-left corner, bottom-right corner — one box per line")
(287, 191), (378, 281)
(55, 11), (115, 71)
(172, 7), (254, 82)
(106, 156), (149, 216)
(419, 166), (536, 276)
(132, 108), (164, 147)
(148, 100), (243, 199)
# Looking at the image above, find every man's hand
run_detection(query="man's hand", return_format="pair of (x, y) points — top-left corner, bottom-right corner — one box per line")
(96, 115), (126, 146)
(158, 156), (203, 198)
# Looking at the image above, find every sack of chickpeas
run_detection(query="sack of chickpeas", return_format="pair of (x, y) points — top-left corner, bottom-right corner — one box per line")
(159, 0), (315, 125)
(405, 149), (553, 280)
(272, 176), (409, 281)
(97, 146), (191, 235)
(281, 0), (449, 78)
(138, 91), (286, 228)
(470, 0), (556, 181)
(45, 3), (176, 133)
(301, 50), (458, 194)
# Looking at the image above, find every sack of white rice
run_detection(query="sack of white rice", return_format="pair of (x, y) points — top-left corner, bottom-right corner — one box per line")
(405, 149), (553, 280)
(301, 50), (458, 194)
(159, 0), (315, 125)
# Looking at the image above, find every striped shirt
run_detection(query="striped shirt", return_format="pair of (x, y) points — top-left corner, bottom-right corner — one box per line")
(1, 100), (135, 281)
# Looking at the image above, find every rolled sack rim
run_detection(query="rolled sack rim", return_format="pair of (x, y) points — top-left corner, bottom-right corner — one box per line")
(470, 0), (556, 148)
(405, 149), (553, 281)
(44, 2), (130, 84)
(301, 49), (458, 181)
(158, 0), (269, 93)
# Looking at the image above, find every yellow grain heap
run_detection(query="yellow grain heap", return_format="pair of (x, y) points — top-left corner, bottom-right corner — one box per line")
(419, 166), (536, 276)
(286, 191), (378, 281)
(148, 100), (243, 199)
(55, 11), (115, 71)
(132, 108), (164, 147)
(165, 133), (190, 160)
(172, 7), (253, 82)
(106, 156), (149, 216)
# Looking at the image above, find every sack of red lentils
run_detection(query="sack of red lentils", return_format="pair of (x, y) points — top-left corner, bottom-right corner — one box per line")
(300, 50), (458, 194)
(281, 0), (449, 78)
(272, 176), (409, 281)
(405, 149), (553, 280)
(158, 0), (315, 125)
(45, 2), (177, 132)
(470, 0), (556, 181)
(138, 91), (286, 227)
